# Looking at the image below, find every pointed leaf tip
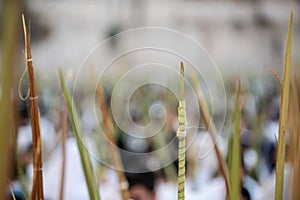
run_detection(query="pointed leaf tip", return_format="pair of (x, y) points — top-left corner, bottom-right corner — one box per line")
(180, 62), (184, 76)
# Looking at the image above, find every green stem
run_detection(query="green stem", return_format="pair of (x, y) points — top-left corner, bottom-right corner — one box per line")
(60, 71), (101, 200)
(230, 81), (241, 200)
(274, 11), (293, 200)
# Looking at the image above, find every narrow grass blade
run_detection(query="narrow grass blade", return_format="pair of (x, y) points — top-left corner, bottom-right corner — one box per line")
(191, 74), (231, 199)
(274, 11), (293, 200)
(95, 84), (130, 200)
(22, 15), (44, 200)
(9, 185), (16, 200)
(229, 81), (242, 200)
(60, 70), (101, 200)
(177, 62), (187, 200)
(59, 100), (68, 200)
(269, 68), (281, 87)
(151, 131), (177, 181)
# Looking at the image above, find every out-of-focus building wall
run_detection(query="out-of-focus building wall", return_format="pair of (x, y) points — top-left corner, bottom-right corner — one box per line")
(22, 0), (300, 76)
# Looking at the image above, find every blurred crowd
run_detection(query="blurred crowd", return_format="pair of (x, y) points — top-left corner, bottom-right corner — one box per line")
(9, 74), (294, 200)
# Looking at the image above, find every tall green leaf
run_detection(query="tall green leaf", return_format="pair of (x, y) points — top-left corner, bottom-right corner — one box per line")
(230, 81), (241, 200)
(60, 70), (101, 200)
(274, 11), (293, 200)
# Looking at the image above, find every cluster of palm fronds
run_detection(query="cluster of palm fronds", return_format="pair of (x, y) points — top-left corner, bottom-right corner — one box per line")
(0, 9), (299, 200)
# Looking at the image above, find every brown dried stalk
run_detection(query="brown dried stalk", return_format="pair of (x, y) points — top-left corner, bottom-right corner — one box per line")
(191, 75), (231, 199)
(59, 100), (68, 200)
(96, 85), (130, 200)
(22, 15), (44, 200)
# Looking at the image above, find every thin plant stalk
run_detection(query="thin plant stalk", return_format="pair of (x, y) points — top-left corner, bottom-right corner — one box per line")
(274, 11), (293, 200)
(59, 100), (68, 200)
(22, 15), (44, 200)
(9, 185), (17, 200)
(60, 71), (101, 200)
(289, 73), (300, 200)
(177, 62), (187, 200)
(191, 75), (231, 199)
(95, 84), (130, 200)
(159, 91), (181, 181)
(151, 131), (177, 181)
(229, 81), (242, 200)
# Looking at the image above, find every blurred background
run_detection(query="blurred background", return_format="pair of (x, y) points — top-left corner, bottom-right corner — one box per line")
(1, 0), (300, 200)
(2, 0), (300, 74)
